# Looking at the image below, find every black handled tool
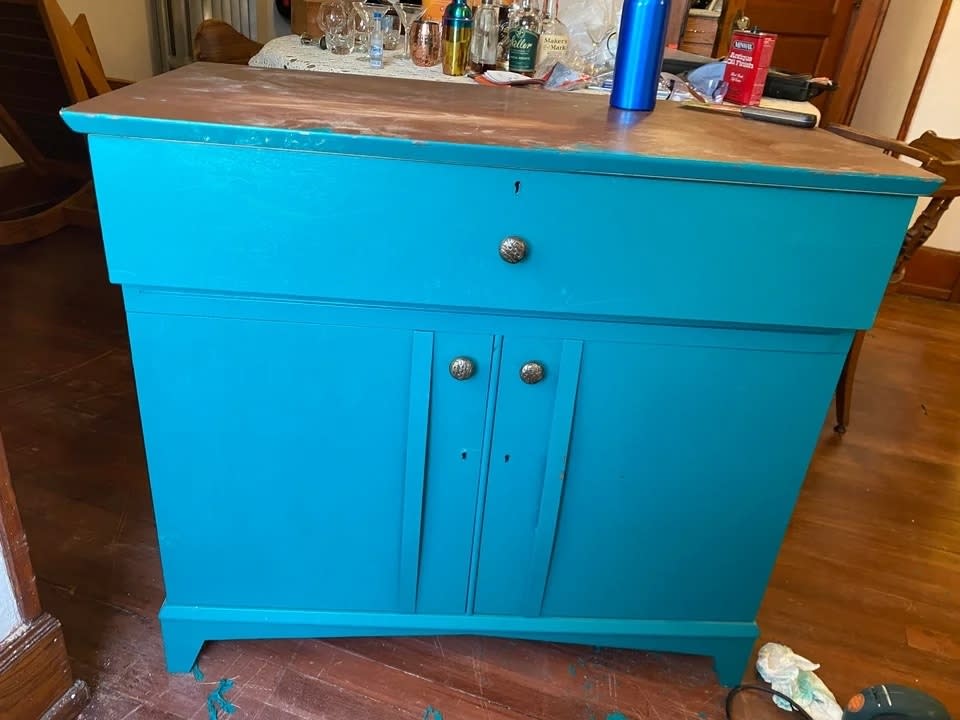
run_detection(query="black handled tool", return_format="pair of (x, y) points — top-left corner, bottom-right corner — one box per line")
(679, 100), (818, 128)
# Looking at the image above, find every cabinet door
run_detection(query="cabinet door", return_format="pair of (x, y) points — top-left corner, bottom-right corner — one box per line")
(416, 333), (496, 614)
(128, 311), (490, 614)
(538, 337), (841, 622)
(472, 336), (583, 616)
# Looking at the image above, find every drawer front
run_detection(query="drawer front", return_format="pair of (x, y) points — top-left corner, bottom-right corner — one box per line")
(91, 135), (915, 330)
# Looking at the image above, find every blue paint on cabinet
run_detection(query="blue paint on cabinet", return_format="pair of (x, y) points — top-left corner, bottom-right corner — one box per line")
(60, 67), (942, 688)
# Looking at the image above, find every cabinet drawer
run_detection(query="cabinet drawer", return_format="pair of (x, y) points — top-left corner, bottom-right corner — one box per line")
(91, 136), (914, 330)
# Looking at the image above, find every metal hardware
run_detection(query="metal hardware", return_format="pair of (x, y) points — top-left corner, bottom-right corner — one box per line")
(519, 361), (545, 384)
(499, 236), (528, 264)
(449, 357), (476, 381)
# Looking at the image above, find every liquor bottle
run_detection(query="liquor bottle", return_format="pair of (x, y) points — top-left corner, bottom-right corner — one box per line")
(469, 0), (500, 73)
(496, 1), (517, 70)
(369, 12), (384, 69)
(535, 0), (568, 68)
(508, 0), (540, 76)
(442, 0), (473, 76)
(610, 0), (670, 111)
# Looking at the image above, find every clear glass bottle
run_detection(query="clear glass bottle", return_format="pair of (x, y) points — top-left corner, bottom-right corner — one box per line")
(507, 0), (540, 76)
(369, 11), (384, 68)
(535, 0), (568, 68)
(496, 1), (517, 70)
(469, 0), (500, 73)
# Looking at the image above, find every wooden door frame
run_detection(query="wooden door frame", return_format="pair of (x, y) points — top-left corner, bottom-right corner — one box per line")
(898, 0), (953, 140)
(711, 0), (892, 126)
(820, 0), (890, 126)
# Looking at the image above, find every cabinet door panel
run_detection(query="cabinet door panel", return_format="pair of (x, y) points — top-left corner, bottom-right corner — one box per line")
(416, 333), (496, 614)
(128, 312), (423, 613)
(473, 337), (581, 616)
(540, 338), (842, 622)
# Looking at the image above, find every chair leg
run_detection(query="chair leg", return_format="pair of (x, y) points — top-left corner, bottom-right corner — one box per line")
(834, 330), (866, 434)
(0, 181), (91, 246)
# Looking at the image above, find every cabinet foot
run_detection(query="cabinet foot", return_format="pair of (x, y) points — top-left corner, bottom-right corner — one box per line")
(159, 616), (207, 673)
(710, 637), (756, 687)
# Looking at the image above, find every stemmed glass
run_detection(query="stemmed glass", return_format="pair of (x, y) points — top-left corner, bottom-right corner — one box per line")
(352, 2), (382, 57)
(390, 2), (427, 60)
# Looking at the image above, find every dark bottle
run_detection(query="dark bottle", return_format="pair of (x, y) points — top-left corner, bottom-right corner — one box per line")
(442, 0), (474, 76)
(508, 0), (540, 76)
(610, 0), (671, 111)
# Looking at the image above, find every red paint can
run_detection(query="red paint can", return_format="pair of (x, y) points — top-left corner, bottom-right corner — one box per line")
(722, 30), (777, 106)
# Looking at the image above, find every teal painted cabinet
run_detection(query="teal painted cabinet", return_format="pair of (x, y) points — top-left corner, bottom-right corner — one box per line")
(61, 63), (941, 686)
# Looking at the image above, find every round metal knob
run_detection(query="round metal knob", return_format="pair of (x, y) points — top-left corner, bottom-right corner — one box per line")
(499, 236), (528, 264)
(519, 361), (545, 385)
(449, 357), (476, 381)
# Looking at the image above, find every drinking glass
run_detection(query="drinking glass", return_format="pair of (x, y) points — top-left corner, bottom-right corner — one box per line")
(410, 19), (441, 67)
(352, 2), (384, 57)
(324, 1), (356, 54)
(391, 2), (427, 60)
(380, 13), (401, 50)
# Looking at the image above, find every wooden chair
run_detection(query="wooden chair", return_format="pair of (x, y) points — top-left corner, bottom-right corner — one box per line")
(0, 0), (128, 246)
(193, 19), (264, 65)
(827, 124), (960, 433)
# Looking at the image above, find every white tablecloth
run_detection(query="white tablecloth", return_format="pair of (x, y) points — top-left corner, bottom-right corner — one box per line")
(249, 34), (474, 84)
(248, 35), (821, 121)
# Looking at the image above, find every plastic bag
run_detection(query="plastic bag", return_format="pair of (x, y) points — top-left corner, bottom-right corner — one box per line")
(557, 0), (623, 70)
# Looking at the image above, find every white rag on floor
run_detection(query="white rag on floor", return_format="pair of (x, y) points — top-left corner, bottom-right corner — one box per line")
(756, 642), (843, 720)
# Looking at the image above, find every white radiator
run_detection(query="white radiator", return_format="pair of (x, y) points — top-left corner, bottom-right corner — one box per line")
(154, 0), (259, 71)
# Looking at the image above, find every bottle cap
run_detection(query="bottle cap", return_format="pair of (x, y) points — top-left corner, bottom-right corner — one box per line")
(443, 0), (473, 28)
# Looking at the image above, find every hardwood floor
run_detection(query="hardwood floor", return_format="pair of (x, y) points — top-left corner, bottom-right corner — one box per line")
(1, 229), (958, 719)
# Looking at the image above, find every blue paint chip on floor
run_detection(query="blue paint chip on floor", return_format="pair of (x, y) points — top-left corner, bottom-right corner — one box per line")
(607, 712), (628, 720)
(568, 663), (578, 677)
(191, 662), (205, 682)
(423, 705), (443, 720)
(204, 677), (237, 719)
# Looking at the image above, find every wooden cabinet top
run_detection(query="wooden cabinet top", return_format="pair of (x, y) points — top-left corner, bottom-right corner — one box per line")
(62, 62), (940, 196)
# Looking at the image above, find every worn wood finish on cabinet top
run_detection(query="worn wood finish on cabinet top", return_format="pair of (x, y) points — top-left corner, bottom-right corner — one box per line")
(61, 62), (939, 195)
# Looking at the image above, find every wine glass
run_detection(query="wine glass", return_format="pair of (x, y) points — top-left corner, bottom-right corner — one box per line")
(390, 2), (427, 60)
(324, 0), (356, 54)
(352, 2), (382, 57)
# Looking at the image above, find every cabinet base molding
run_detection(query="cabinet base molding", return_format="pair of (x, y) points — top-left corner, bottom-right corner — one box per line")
(0, 613), (90, 720)
(160, 604), (758, 686)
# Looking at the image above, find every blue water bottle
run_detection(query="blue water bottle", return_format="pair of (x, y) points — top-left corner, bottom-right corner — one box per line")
(610, 0), (671, 111)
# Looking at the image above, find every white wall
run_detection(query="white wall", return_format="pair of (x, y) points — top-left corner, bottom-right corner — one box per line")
(906, 2), (960, 250)
(258, 0), (291, 40)
(851, 0), (941, 138)
(1, 0), (157, 167)
(0, 551), (22, 642)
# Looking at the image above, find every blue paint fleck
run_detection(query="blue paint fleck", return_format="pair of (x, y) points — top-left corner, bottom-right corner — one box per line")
(607, 713), (628, 720)
(423, 705), (443, 720)
(191, 662), (204, 682)
(568, 663), (578, 677)
(206, 678), (237, 719)
(698, 713), (708, 719)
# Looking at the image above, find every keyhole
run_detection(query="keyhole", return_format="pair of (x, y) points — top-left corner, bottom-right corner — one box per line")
(504, 454), (511, 463)
(514, 181), (521, 195)
(461, 451), (468, 460)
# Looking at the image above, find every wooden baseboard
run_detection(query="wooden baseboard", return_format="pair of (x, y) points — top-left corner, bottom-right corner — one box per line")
(0, 613), (89, 720)
(893, 246), (960, 302)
